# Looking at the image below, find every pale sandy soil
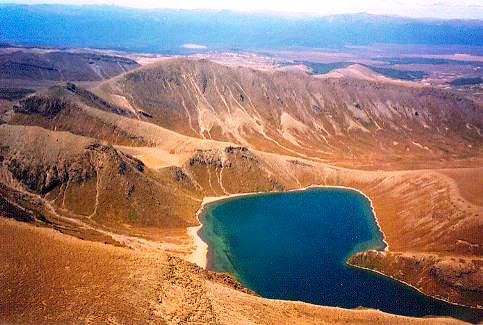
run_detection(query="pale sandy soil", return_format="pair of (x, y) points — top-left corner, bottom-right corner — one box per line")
(132, 55), (173, 66)
(188, 52), (280, 71)
(188, 193), (268, 268)
(118, 146), (184, 169)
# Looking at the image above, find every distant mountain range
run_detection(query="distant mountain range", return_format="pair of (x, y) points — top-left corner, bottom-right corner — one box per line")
(0, 4), (482, 53)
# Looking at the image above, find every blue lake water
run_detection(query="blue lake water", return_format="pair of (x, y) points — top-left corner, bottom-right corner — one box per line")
(199, 188), (481, 323)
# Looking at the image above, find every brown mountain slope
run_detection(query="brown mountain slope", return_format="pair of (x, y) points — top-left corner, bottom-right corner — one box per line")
(0, 124), (199, 231)
(9, 87), (149, 146)
(94, 58), (482, 168)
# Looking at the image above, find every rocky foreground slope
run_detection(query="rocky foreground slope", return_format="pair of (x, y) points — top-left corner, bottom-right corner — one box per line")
(0, 58), (482, 322)
(1, 218), (465, 324)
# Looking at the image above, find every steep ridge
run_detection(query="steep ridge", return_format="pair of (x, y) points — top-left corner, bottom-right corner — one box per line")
(9, 87), (149, 146)
(94, 58), (482, 169)
(7, 84), (233, 151)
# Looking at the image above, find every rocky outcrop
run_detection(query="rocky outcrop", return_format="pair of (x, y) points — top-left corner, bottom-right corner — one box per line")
(348, 250), (483, 309)
(8, 88), (150, 146)
(3, 149), (95, 194)
(430, 259), (483, 294)
(64, 83), (133, 117)
(185, 147), (285, 196)
(0, 124), (203, 229)
(188, 149), (224, 168)
(13, 95), (66, 119)
(0, 183), (48, 223)
(0, 140), (143, 196)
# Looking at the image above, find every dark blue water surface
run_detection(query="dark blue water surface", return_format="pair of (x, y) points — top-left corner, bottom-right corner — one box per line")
(200, 188), (481, 323)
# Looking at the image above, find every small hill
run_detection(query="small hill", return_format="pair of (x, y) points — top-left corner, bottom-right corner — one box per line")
(319, 64), (418, 85)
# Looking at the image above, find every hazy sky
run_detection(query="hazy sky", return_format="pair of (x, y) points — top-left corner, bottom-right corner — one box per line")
(2, 0), (483, 19)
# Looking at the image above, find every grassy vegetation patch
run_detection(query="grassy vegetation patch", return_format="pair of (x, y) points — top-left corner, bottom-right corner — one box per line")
(450, 77), (482, 86)
(128, 209), (138, 222)
(299, 61), (353, 74)
(365, 65), (428, 80)
(380, 57), (481, 66)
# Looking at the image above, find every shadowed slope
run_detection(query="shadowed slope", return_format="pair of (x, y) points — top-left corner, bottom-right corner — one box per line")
(0, 49), (139, 83)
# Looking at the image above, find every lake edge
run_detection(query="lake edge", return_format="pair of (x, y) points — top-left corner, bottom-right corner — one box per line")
(189, 186), (481, 321)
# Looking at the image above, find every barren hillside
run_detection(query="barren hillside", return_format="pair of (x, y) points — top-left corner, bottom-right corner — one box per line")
(94, 58), (482, 169)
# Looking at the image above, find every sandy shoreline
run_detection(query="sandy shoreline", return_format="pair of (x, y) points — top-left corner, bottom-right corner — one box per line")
(186, 185), (389, 269)
(187, 192), (262, 268)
